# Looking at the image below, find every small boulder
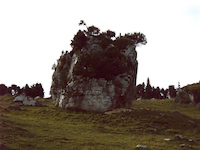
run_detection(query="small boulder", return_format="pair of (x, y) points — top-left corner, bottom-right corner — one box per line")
(179, 144), (186, 147)
(13, 94), (36, 106)
(135, 144), (149, 150)
(164, 138), (171, 141)
(175, 90), (192, 104)
(34, 96), (41, 100)
(22, 98), (36, 106)
(175, 134), (184, 140)
(14, 95), (27, 102)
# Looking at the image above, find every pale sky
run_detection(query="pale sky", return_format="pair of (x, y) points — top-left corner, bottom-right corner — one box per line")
(0, 0), (200, 97)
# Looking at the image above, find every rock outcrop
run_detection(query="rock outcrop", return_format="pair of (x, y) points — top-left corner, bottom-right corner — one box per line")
(50, 23), (147, 112)
(175, 90), (192, 104)
(12, 94), (37, 107)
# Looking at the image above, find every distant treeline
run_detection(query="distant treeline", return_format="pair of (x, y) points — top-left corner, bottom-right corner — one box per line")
(0, 83), (44, 98)
(136, 78), (177, 99)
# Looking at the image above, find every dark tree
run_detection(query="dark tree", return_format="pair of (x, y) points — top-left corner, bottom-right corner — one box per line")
(79, 20), (86, 26)
(23, 84), (32, 97)
(136, 83), (145, 98)
(70, 30), (87, 51)
(0, 84), (7, 96)
(145, 78), (153, 99)
(23, 83), (44, 98)
(8, 84), (22, 96)
(105, 30), (116, 39)
(30, 83), (44, 98)
(152, 87), (161, 99)
(124, 32), (147, 45)
(169, 85), (177, 98)
(87, 25), (100, 36)
(160, 88), (168, 99)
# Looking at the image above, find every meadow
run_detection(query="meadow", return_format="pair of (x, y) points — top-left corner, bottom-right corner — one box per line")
(0, 96), (200, 150)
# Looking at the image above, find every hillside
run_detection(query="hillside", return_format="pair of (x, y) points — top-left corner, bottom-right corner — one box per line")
(182, 82), (200, 103)
(183, 82), (200, 91)
(0, 96), (200, 150)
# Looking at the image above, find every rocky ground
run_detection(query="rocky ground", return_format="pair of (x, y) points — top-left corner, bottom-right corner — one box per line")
(0, 96), (200, 150)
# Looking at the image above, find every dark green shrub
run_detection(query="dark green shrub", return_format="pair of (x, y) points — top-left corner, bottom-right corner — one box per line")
(97, 33), (113, 49)
(73, 46), (128, 80)
(71, 30), (87, 51)
(113, 37), (132, 50)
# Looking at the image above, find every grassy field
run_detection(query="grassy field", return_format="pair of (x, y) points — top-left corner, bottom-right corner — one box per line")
(0, 96), (200, 150)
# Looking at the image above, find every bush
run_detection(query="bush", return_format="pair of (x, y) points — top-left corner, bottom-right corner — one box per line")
(113, 37), (132, 50)
(73, 46), (128, 80)
(70, 30), (87, 51)
(23, 83), (44, 98)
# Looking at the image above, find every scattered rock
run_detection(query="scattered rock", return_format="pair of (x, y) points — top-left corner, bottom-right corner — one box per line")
(34, 96), (41, 100)
(9, 94), (44, 108)
(164, 138), (171, 141)
(179, 144), (186, 147)
(135, 144), (149, 150)
(175, 134), (184, 140)
(188, 139), (193, 142)
(13, 94), (36, 106)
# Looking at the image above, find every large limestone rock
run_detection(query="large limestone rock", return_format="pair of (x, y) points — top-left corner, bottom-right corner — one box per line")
(50, 26), (146, 112)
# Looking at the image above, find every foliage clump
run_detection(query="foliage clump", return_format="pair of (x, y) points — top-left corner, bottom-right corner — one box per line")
(70, 21), (147, 80)
(73, 46), (129, 80)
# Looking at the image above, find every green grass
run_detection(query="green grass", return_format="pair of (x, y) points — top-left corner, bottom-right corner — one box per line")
(0, 96), (200, 150)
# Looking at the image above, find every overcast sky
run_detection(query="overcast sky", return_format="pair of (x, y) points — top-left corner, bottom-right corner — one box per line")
(0, 0), (200, 97)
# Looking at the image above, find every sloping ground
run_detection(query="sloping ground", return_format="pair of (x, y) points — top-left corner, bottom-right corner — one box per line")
(0, 96), (200, 150)
(183, 82), (200, 91)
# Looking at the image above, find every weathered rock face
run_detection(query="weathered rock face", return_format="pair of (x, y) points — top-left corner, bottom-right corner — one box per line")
(50, 26), (146, 112)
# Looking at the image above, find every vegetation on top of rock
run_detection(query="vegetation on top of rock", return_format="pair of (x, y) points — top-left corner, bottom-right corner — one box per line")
(73, 45), (129, 80)
(70, 21), (147, 53)
(50, 21), (146, 111)
(61, 21), (147, 80)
